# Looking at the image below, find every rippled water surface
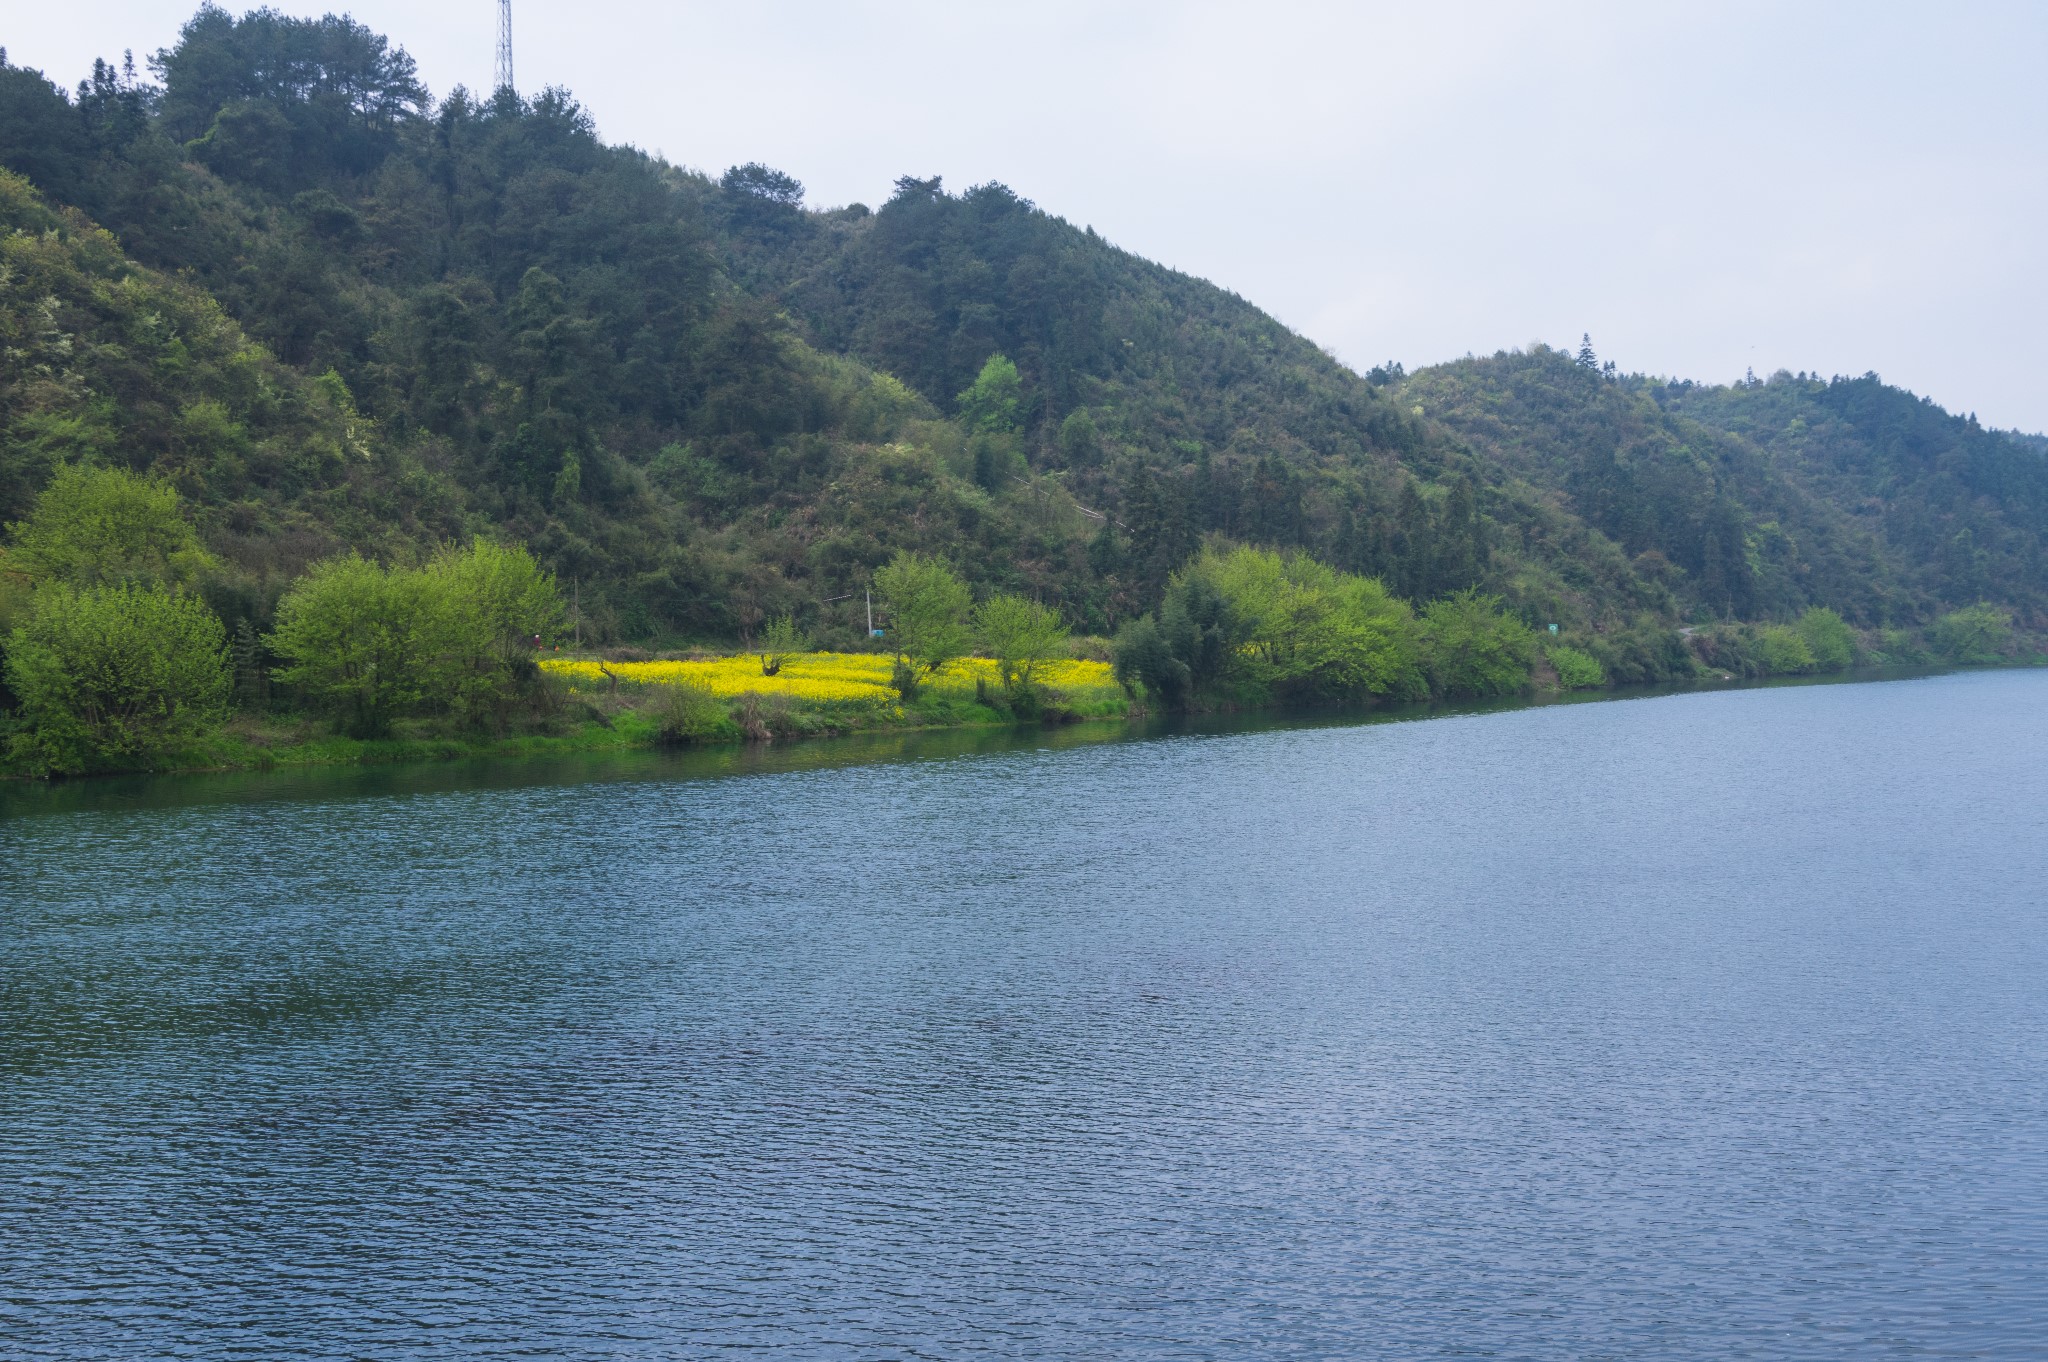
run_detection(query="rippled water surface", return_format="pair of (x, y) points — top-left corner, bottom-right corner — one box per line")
(5, 671), (2047, 1359)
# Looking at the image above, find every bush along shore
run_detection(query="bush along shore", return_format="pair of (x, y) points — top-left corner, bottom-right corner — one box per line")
(0, 469), (2040, 780)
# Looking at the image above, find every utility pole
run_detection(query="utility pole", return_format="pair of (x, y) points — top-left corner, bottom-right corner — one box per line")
(495, 0), (514, 94)
(865, 589), (874, 638)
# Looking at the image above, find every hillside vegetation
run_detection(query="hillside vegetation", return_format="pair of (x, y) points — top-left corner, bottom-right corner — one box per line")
(1, 8), (2043, 772)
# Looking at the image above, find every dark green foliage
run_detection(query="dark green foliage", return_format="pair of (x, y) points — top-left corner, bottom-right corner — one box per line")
(1586, 622), (1697, 686)
(652, 679), (735, 744)
(1111, 614), (1188, 708)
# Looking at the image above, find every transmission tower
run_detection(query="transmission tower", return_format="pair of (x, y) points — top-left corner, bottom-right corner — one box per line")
(494, 0), (514, 94)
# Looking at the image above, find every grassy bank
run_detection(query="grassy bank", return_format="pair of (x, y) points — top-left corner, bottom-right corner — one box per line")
(2, 651), (1131, 780)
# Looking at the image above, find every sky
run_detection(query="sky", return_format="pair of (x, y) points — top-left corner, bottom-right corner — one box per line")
(10, 2), (2047, 430)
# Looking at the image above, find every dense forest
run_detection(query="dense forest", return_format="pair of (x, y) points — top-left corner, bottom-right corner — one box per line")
(1, 7), (2043, 769)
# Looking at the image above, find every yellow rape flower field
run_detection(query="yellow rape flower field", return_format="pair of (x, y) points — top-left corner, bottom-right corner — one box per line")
(542, 652), (1121, 709)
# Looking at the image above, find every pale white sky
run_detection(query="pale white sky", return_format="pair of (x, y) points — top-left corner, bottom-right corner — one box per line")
(10, 2), (2047, 430)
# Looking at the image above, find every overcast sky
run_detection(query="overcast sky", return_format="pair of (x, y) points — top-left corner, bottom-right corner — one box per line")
(11, 2), (2047, 430)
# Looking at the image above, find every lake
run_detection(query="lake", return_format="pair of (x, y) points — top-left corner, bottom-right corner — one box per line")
(4, 670), (2046, 1359)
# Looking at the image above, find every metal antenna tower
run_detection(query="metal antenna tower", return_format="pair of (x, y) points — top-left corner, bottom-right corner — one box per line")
(494, 0), (514, 94)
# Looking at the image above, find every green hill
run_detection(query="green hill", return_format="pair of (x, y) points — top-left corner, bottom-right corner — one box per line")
(2, 6), (2043, 665)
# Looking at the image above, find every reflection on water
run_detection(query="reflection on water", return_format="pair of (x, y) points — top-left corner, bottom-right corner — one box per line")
(3, 668), (2044, 1358)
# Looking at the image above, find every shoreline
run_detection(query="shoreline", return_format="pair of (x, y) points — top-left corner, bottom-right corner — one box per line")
(0, 661), (2005, 796)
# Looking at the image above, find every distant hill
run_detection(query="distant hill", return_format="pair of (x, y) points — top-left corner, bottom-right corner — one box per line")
(3, 10), (2043, 646)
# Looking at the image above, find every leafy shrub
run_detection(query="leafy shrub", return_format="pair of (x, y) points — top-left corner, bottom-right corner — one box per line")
(1931, 603), (2011, 664)
(1203, 546), (1424, 702)
(4, 582), (230, 773)
(1795, 607), (1857, 672)
(268, 554), (441, 737)
(1753, 624), (1817, 675)
(1593, 622), (1696, 685)
(269, 541), (562, 736)
(652, 680), (735, 744)
(1419, 590), (1536, 698)
(431, 539), (563, 728)
(1110, 614), (1187, 708)
(1546, 643), (1606, 690)
(1869, 627), (1930, 665)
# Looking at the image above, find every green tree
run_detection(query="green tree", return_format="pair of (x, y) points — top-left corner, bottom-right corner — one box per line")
(875, 551), (972, 696)
(758, 612), (807, 676)
(268, 553), (440, 737)
(956, 353), (1022, 434)
(428, 538), (563, 728)
(1931, 603), (2011, 664)
(1418, 590), (1536, 698)
(1752, 623), (1817, 674)
(1111, 614), (1188, 708)
(4, 465), (214, 588)
(1196, 544), (1423, 701)
(974, 595), (1067, 693)
(1795, 606), (1856, 672)
(5, 582), (230, 773)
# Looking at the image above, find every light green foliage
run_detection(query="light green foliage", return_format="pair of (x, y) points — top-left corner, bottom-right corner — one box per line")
(1752, 623), (1817, 675)
(4, 582), (230, 773)
(1418, 590), (1538, 698)
(429, 539), (563, 727)
(1202, 546), (1425, 701)
(4, 465), (215, 589)
(1546, 643), (1606, 690)
(759, 613), (808, 675)
(1931, 603), (2012, 664)
(269, 553), (442, 737)
(1795, 607), (1856, 672)
(876, 551), (972, 687)
(955, 354), (1022, 434)
(1122, 544), (1424, 707)
(270, 541), (563, 735)
(974, 595), (1068, 693)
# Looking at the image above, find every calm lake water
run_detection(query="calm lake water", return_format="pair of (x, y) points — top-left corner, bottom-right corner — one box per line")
(4, 670), (2046, 1359)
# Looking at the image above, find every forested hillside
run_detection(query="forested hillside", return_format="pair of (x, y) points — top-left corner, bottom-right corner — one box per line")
(3, 6), (2044, 663)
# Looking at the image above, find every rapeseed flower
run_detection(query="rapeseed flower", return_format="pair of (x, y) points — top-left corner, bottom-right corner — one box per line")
(542, 651), (1117, 706)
